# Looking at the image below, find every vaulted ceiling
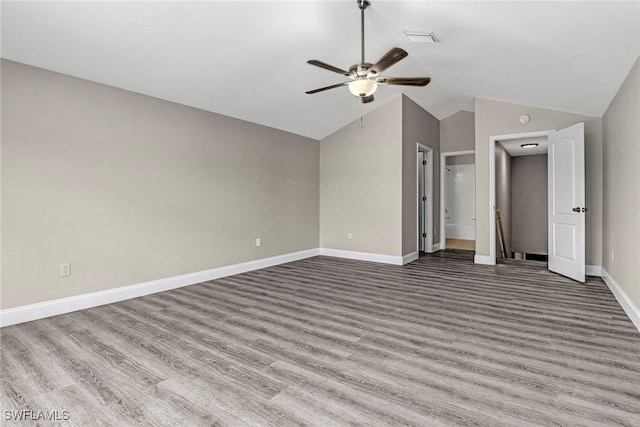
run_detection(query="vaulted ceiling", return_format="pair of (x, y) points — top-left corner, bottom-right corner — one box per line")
(2, 1), (639, 140)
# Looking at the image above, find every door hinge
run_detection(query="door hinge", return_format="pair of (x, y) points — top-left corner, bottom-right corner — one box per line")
(422, 196), (427, 202)
(422, 233), (427, 238)
(422, 160), (427, 165)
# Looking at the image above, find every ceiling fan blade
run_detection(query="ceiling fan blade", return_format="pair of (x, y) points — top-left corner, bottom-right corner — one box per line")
(361, 95), (375, 104)
(305, 82), (349, 95)
(375, 77), (431, 86)
(307, 60), (350, 76)
(368, 48), (408, 76)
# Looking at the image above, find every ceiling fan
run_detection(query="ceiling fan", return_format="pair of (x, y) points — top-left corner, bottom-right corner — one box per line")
(305, 0), (431, 104)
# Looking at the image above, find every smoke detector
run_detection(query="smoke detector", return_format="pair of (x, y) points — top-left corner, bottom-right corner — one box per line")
(404, 31), (438, 43)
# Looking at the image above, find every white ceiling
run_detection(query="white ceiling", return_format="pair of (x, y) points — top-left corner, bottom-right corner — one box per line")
(2, 1), (639, 140)
(499, 137), (548, 157)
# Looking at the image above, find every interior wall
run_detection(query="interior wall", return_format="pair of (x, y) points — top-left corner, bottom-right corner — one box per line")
(320, 96), (403, 256)
(447, 154), (475, 166)
(511, 154), (548, 255)
(1, 59), (320, 309)
(402, 95), (440, 254)
(475, 98), (603, 265)
(602, 56), (640, 312)
(440, 110), (475, 152)
(495, 143), (512, 257)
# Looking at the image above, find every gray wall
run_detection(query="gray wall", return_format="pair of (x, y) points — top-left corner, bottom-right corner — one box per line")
(440, 110), (475, 152)
(495, 143), (512, 257)
(320, 94), (440, 258)
(402, 95), (440, 254)
(475, 98), (603, 265)
(320, 96), (403, 256)
(511, 154), (547, 255)
(1, 60), (320, 309)
(602, 56), (640, 312)
(447, 154), (475, 166)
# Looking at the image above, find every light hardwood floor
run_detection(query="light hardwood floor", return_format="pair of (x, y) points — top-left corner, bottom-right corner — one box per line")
(446, 239), (475, 251)
(2, 250), (639, 426)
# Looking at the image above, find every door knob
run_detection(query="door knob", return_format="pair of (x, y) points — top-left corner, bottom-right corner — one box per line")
(572, 207), (580, 212)
(582, 207), (588, 212)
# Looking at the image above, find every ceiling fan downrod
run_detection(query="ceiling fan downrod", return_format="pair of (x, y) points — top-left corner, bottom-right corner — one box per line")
(359, 0), (370, 66)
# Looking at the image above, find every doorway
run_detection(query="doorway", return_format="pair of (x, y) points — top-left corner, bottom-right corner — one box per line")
(440, 150), (475, 251)
(494, 137), (548, 261)
(490, 130), (552, 264)
(417, 144), (434, 253)
(488, 124), (586, 282)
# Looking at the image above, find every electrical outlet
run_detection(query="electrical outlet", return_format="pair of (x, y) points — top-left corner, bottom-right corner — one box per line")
(255, 238), (261, 247)
(60, 262), (71, 277)
(347, 232), (353, 240)
(610, 251), (614, 262)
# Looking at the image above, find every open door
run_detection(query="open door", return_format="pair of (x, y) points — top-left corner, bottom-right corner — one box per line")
(423, 153), (433, 253)
(418, 152), (426, 252)
(418, 148), (433, 253)
(548, 122), (585, 282)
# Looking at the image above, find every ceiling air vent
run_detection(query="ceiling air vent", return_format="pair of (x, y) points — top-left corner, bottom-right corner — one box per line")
(404, 31), (438, 43)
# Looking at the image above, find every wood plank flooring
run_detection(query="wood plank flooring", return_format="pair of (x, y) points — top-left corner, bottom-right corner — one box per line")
(2, 250), (640, 426)
(445, 239), (475, 251)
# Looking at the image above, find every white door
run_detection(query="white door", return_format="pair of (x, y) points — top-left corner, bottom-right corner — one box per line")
(418, 152), (425, 252)
(423, 152), (434, 252)
(418, 149), (433, 253)
(548, 122), (585, 282)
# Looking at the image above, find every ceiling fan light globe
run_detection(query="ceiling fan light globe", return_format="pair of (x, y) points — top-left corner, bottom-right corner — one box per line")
(348, 79), (377, 97)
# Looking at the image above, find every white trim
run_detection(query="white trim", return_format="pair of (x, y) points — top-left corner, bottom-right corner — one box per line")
(402, 251), (419, 265)
(601, 269), (640, 333)
(417, 143), (434, 253)
(488, 130), (553, 264)
(319, 248), (403, 265)
(586, 265), (602, 277)
(474, 254), (495, 265)
(0, 248), (320, 327)
(440, 150), (475, 250)
(432, 243), (442, 252)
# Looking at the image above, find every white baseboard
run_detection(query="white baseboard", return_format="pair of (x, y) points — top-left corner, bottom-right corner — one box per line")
(0, 248), (320, 328)
(319, 248), (403, 265)
(474, 254), (495, 265)
(420, 243), (440, 254)
(402, 251), (419, 265)
(601, 268), (640, 333)
(586, 265), (602, 277)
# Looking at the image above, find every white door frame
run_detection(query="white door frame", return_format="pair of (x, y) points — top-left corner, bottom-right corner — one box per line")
(488, 130), (554, 265)
(440, 150), (475, 250)
(417, 143), (434, 253)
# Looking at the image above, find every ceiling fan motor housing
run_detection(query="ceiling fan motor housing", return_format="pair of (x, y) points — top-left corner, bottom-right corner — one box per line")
(348, 63), (373, 78)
